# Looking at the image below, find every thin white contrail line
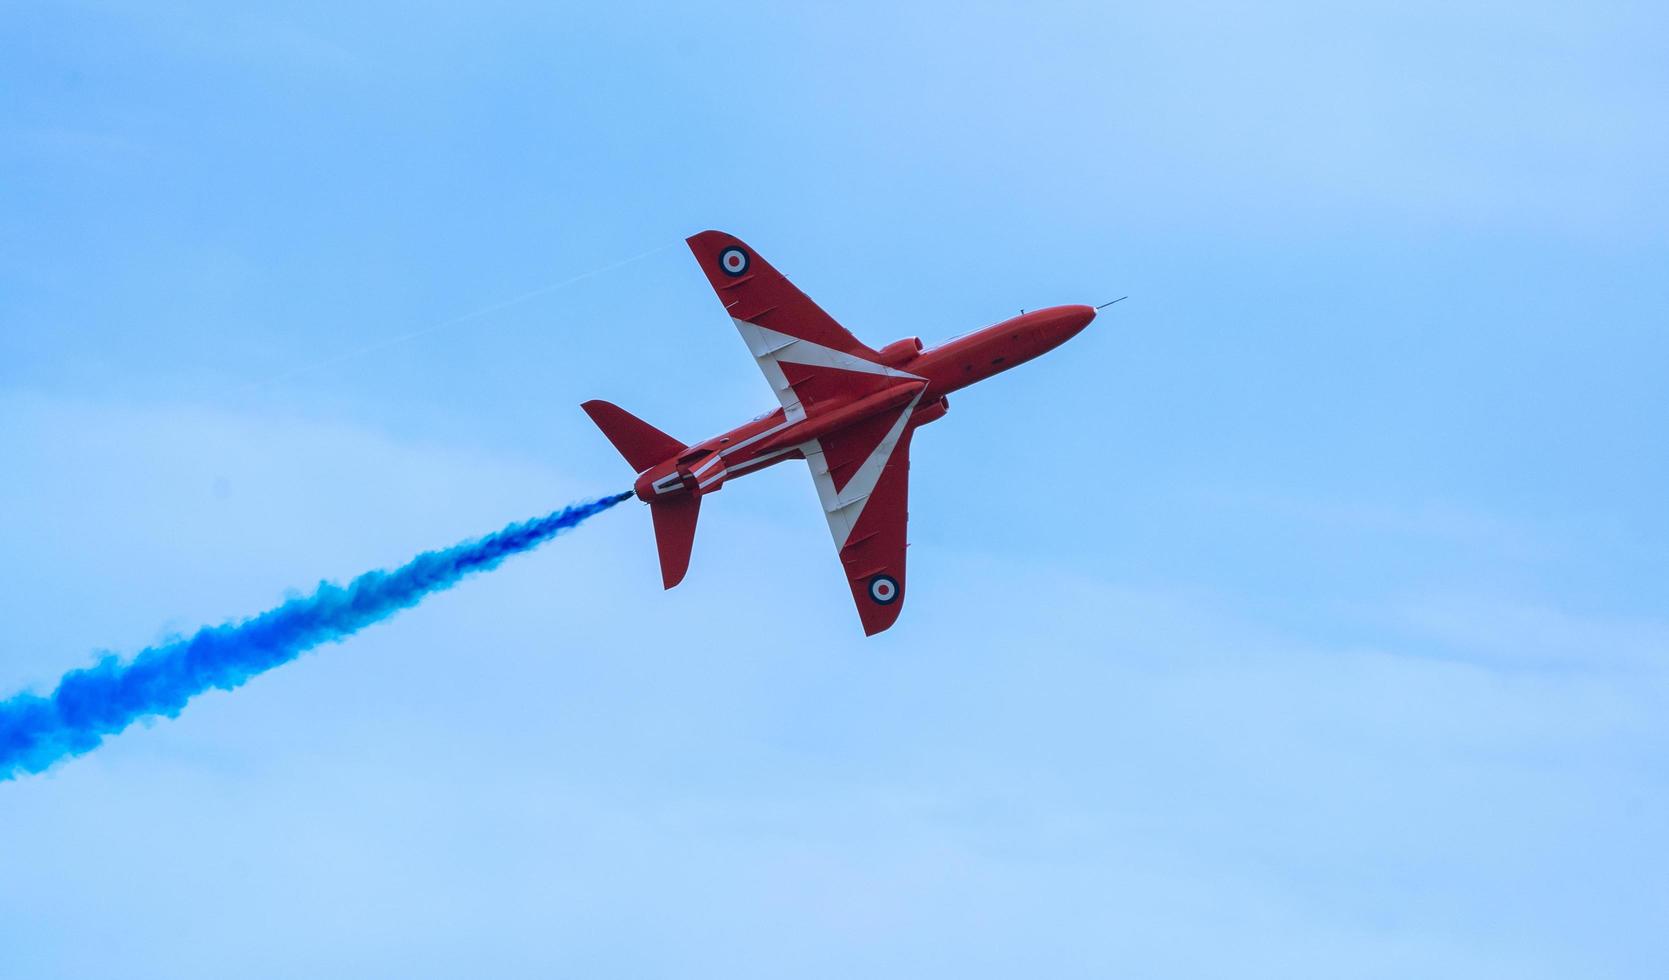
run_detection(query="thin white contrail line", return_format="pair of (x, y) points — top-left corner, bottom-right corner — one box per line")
(233, 241), (674, 395)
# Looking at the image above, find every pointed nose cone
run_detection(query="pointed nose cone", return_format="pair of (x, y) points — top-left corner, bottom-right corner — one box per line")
(1034, 304), (1095, 354)
(1059, 303), (1096, 339)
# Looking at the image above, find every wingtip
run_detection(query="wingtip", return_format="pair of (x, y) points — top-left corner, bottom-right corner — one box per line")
(685, 229), (731, 247)
(858, 598), (905, 637)
(861, 618), (898, 638)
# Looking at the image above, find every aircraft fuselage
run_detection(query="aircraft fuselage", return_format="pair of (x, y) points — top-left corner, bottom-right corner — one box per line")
(633, 303), (1095, 503)
(582, 229), (1102, 633)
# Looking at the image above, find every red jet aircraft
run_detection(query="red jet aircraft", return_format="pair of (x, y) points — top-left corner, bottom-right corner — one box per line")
(583, 230), (1097, 635)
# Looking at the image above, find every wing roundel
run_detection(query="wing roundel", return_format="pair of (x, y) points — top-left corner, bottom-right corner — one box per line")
(686, 231), (924, 636)
(801, 393), (923, 636)
(825, 419), (914, 636)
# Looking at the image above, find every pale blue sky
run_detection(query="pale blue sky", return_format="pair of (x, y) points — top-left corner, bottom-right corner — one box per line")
(3, 1), (1666, 977)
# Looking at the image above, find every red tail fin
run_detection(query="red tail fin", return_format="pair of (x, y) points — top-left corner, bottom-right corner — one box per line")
(581, 400), (684, 473)
(649, 496), (700, 589)
(582, 400), (699, 588)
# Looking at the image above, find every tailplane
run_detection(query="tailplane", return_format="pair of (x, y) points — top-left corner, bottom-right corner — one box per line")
(580, 399), (684, 473)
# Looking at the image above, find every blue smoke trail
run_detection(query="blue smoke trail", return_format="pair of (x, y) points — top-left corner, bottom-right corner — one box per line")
(0, 491), (633, 781)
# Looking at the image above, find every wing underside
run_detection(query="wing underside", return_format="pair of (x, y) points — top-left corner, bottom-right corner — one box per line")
(686, 230), (923, 635)
(803, 393), (921, 635)
(686, 230), (919, 421)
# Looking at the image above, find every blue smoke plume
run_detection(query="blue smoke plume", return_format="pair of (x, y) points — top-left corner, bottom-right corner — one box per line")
(0, 492), (633, 781)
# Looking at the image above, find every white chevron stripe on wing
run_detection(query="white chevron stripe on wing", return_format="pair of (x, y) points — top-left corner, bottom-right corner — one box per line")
(800, 389), (923, 549)
(731, 318), (921, 423)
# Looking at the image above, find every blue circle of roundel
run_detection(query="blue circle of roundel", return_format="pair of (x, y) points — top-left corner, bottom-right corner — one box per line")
(868, 575), (899, 605)
(719, 246), (750, 277)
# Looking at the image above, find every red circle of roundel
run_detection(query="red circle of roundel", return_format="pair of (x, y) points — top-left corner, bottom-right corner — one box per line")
(719, 246), (749, 277)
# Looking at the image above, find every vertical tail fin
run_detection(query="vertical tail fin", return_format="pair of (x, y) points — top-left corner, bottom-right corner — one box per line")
(580, 400), (685, 474)
(581, 400), (700, 589)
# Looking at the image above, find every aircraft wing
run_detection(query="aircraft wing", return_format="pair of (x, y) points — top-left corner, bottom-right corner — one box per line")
(686, 230), (925, 635)
(802, 389), (923, 635)
(686, 230), (921, 422)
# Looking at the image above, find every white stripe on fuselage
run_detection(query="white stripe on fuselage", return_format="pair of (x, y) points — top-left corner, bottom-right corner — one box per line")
(719, 416), (796, 458)
(654, 447), (795, 497)
(726, 446), (797, 473)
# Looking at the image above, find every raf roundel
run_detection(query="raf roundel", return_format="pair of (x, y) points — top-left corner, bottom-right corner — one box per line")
(719, 246), (750, 277)
(868, 575), (899, 605)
